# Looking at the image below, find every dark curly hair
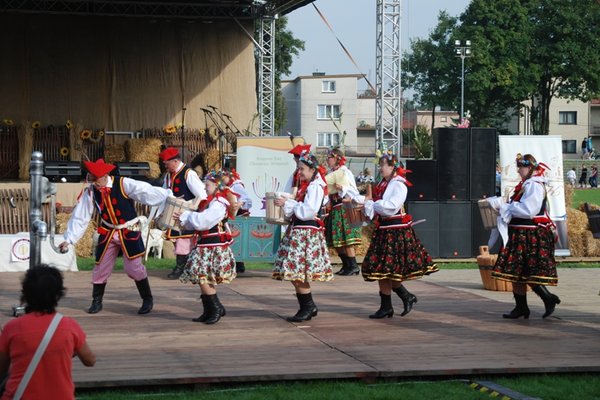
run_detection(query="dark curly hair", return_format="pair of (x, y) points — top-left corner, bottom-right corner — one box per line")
(21, 264), (66, 314)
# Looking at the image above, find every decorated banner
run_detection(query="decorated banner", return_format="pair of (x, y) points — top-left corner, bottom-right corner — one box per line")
(498, 135), (569, 255)
(236, 136), (304, 217)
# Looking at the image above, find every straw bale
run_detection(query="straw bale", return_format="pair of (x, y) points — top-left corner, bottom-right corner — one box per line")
(206, 148), (222, 171)
(104, 144), (126, 163)
(162, 239), (176, 259)
(567, 208), (589, 257)
(125, 138), (163, 163)
(56, 212), (97, 258)
(578, 202), (600, 212)
(147, 161), (162, 179)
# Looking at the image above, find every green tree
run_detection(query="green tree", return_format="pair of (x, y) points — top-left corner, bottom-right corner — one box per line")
(402, 11), (459, 133)
(256, 16), (305, 133)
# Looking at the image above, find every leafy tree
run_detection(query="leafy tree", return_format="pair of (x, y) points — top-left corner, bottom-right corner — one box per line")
(402, 11), (459, 133)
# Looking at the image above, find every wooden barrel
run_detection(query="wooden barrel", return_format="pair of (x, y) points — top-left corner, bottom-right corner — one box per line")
(343, 201), (369, 228)
(478, 199), (499, 230)
(265, 192), (288, 225)
(156, 197), (196, 230)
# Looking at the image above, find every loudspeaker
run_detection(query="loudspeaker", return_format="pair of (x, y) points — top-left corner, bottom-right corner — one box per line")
(115, 162), (150, 180)
(434, 128), (470, 200)
(439, 201), (471, 258)
(406, 201), (439, 258)
(470, 128), (497, 200)
(406, 160), (437, 201)
(44, 161), (82, 182)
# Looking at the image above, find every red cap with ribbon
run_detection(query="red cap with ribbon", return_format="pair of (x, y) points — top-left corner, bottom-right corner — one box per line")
(83, 159), (116, 179)
(159, 147), (180, 161)
(288, 144), (311, 156)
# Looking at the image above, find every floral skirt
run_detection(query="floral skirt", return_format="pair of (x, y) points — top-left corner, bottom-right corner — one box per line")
(362, 226), (438, 282)
(325, 205), (363, 248)
(273, 227), (333, 282)
(492, 225), (558, 286)
(180, 245), (237, 285)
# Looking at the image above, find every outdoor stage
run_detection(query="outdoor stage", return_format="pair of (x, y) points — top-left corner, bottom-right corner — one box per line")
(1, 268), (599, 389)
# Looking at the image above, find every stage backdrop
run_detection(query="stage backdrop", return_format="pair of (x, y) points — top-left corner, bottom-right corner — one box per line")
(0, 14), (257, 133)
(236, 137), (304, 217)
(498, 135), (569, 256)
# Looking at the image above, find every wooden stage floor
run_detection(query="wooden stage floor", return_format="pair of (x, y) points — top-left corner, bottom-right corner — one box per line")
(1, 269), (599, 389)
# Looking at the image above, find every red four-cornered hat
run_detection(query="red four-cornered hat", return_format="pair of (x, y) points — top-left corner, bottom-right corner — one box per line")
(288, 144), (311, 156)
(84, 159), (115, 178)
(159, 147), (180, 161)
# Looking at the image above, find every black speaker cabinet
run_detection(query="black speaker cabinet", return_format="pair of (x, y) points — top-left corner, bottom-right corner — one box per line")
(115, 162), (150, 179)
(434, 128), (470, 200)
(44, 161), (82, 182)
(406, 160), (437, 201)
(470, 128), (497, 200)
(439, 201), (471, 258)
(406, 201), (439, 258)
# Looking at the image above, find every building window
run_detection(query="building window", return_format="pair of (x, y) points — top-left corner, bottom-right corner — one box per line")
(440, 116), (447, 122)
(559, 111), (577, 125)
(317, 132), (340, 148)
(317, 104), (341, 120)
(562, 140), (576, 154)
(322, 80), (336, 93)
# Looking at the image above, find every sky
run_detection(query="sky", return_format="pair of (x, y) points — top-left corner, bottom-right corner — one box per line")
(283, 0), (472, 89)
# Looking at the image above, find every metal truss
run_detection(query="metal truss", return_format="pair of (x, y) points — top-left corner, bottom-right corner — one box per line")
(375, 0), (402, 157)
(257, 16), (275, 136)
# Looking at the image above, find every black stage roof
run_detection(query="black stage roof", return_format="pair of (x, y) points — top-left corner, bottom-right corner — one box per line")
(0, 0), (314, 19)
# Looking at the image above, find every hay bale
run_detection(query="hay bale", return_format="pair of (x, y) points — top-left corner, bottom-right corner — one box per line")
(56, 212), (96, 258)
(567, 207), (592, 257)
(104, 144), (126, 163)
(147, 161), (162, 179)
(206, 148), (221, 171)
(125, 138), (163, 163)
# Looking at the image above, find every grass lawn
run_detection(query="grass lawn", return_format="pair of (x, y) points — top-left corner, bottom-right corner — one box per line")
(571, 188), (600, 209)
(75, 375), (600, 400)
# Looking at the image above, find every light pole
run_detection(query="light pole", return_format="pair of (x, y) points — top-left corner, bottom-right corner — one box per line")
(455, 40), (472, 125)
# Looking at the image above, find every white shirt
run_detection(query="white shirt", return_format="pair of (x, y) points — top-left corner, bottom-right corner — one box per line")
(179, 196), (229, 231)
(566, 170), (576, 180)
(163, 161), (207, 201)
(283, 175), (328, 221)
(63, 177), (172, 245)
(353, 176), (408, 220)
(230, 179), (252, 210)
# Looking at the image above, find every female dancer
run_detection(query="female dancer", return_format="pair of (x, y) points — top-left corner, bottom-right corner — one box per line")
(324, 148), (362, 276)
(272, 151), (333, 322)
(489, 153), (560, 319)
(175, 171), (238, 324)
(353, 152), (437, 319)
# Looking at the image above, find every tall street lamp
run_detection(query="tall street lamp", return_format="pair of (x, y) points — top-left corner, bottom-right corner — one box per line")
(455, 40), (472, 125)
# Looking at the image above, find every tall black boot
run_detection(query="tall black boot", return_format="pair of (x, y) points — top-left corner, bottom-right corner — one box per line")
(532, 285), (561, 318)
(88, 283), (106, 314)
(393, 284), (418, 317)
(338, 256), (360, 276)
(334, 254), (349, 275)
(192, 294), (209, 322)
(503, 293), (530, 319)
(369, 292), (394, 319)
(287, 293), (318, 322)
(135, 278), (154, 314)
(167, 255), (187, 279)
(204, 294), (223, 325)
(236, 262), (246, 273)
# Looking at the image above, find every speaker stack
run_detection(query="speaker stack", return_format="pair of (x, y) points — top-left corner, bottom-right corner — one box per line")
(406, 127), (497, 258)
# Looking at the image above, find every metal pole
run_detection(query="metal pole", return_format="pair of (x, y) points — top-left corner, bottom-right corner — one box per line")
(460, 54), (465, 125)
(29, 151), (46, 268)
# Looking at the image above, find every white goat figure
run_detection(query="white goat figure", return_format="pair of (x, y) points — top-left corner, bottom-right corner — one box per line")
(138, 216), (164, 261)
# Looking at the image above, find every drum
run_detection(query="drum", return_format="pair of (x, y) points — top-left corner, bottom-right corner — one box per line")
(157, 197), (197, 230)
(478, 199), (499, 229)
(344, 201), (369, 228)
(265, 192), (289, 225)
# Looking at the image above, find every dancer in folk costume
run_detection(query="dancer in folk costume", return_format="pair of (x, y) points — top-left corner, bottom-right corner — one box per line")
(488, 153), (560, 319)
(59, 159), (172, 314)
(160, 147), (207, 279)
(324, 147), (362, 276)
(352, 152), (438, 319)
(272, 151), (333, 322)
(221, 168), (252, 273)
(175, 171), (239, 324)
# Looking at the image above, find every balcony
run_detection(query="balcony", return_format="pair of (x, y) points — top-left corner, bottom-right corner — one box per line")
(592, 126), (600, 136)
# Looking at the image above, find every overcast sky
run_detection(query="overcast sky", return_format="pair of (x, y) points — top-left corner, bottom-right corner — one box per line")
(283, 0), (472, 87)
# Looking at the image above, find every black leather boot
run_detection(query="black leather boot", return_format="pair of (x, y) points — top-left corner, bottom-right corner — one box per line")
(236, 262), (246, 273)
(204, 294), (223, 325)
(334, 254), (349, 275)
(192, 294), (209, 322)
(369, 292), (394, 319)
(135, 278), (154, 314)
(287, 293), (318, 322)
(167, 255), (187, 279)
(88, 283), (106, 314)
(532, 285), (561, 318)
(393, 284), (418, 316)
(338, 256), (360, 276)
(503, 293), (530, 319)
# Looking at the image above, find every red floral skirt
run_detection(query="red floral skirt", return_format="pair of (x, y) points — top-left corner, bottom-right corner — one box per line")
(492, 225), (558, 286)
(362, 226), (437, 282)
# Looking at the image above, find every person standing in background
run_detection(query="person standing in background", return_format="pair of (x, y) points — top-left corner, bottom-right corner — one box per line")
(579, 164), (588, 188)
(566, 167), (577, 187)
